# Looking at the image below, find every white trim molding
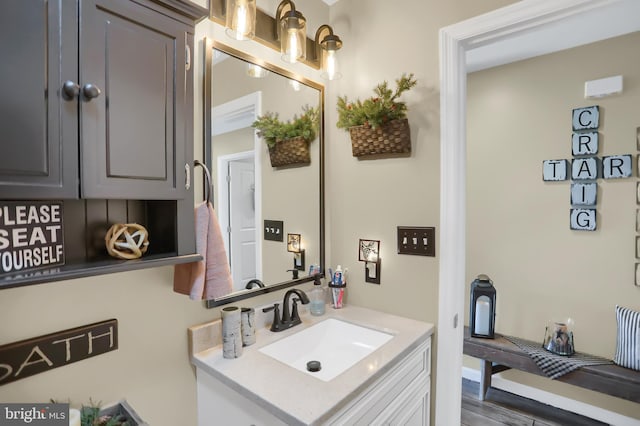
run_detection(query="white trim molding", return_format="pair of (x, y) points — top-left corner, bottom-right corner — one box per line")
(212, 91), (262, 137)
(436, 1), (640, 424)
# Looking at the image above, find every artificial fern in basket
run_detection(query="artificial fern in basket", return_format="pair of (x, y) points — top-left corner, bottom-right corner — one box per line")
(252, 105), (319, 167)
(336, 73), (417, 157)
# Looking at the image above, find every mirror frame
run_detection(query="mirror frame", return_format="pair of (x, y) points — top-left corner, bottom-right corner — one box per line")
(202, 38), (325, 308)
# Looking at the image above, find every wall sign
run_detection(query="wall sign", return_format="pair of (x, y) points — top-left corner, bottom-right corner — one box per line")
(0, 201), (65, 274)
(0, 319), (118, 386)
(542, 106), (633, 231)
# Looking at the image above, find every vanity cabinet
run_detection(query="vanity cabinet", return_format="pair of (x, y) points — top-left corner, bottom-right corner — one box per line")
(0, 0), (201, 200)
(195, 338), (431, 426)
(327, 339), (431, 426)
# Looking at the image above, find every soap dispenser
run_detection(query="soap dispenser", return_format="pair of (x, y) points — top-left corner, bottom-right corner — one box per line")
(309, 274), (326, 316)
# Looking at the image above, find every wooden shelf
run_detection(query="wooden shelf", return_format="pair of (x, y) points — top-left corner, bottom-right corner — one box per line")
(0, 253), (201, 289)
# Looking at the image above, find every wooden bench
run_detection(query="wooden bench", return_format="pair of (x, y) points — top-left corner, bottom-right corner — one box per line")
(463, 326), (640, 403)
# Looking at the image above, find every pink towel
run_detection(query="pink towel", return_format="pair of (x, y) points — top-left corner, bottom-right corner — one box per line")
(173, 201), (233, 300)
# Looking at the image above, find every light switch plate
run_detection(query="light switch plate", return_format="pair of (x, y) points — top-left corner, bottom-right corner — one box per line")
(397, 226), (435, 256)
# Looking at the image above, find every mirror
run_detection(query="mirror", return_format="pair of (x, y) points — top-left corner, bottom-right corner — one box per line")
(203, 39), (324, 308)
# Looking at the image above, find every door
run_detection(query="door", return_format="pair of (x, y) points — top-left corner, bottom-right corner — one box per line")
(79, 0), (189, 199)
(0, 0), (79, 199)
(229, 160), (256, 290)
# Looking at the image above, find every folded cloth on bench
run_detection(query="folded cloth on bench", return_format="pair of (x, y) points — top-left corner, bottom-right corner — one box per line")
(505, 335), (613, 379)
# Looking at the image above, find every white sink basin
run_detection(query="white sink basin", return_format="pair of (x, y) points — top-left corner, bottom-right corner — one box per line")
(258, 318), (393, 381)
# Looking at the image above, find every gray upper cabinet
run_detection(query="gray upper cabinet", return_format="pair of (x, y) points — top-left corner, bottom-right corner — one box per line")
(0, 0), (196, 200)
(80, 0), (191, 199)
(0, 0), (79, 199)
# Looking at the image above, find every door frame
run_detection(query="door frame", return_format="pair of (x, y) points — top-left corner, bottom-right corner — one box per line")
(436, 0), (640, 423)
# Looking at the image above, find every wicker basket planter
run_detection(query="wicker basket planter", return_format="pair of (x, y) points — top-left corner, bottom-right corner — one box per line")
(268, 136), (311, 167)
(348, 118), (411, 157)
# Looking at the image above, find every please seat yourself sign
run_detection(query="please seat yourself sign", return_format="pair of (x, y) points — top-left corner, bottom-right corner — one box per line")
(0, 201), (65, 274)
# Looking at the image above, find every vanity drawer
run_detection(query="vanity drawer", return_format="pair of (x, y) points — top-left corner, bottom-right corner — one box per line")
(328, 338), (431, 426)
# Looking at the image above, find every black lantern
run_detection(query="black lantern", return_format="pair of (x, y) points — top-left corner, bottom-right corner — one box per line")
(469, 274), (497, 338)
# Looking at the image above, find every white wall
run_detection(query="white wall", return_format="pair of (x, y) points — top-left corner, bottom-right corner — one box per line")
(324, 1), (516, 423)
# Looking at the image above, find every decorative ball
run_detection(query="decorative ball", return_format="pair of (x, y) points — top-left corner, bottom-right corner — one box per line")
(105, 223), (149, 260)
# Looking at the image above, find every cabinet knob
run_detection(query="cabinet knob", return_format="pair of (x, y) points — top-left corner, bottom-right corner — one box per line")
(82, 83), (101, 100)
(185, 163), (191, 190)
(62, 81), (80, 100)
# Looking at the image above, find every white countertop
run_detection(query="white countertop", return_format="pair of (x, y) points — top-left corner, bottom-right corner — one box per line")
(191, 305), (434, 426)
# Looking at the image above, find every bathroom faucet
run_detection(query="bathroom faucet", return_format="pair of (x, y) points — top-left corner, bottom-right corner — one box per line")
(262, 289), (310, 332)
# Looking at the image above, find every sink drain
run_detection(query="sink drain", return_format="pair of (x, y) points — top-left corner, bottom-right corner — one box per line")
(306, 360), (321, 372)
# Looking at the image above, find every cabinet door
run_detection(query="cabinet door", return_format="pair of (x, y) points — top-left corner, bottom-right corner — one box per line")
(0, 0), (79, 199)
(80, 0), (189, 200)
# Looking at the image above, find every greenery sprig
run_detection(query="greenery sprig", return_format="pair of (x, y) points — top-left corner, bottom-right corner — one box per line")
(336, 73), (417, 130)
(252, 105), (319, 148)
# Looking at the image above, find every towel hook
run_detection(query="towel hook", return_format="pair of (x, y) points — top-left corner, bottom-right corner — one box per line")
(194, 160), (213, 205)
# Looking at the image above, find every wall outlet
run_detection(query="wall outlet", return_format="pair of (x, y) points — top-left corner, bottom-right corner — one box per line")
(397, 226), (435, 256)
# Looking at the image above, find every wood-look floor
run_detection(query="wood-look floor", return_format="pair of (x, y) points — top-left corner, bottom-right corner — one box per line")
(461, 379), (608, 426)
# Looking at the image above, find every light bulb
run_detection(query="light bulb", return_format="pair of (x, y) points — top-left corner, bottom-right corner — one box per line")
(236, 5), (247, 37)
(287, 29), (299, 63)
(289, 80), (301, 91)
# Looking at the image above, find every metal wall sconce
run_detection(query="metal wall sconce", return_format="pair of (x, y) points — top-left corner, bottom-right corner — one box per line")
(359, 239), (381, 284)
(209, 0), (343, 74)
(276, 1), (306, 63)
(225, 0), (256, 40)
(287, 233), (305, 271)
(315, 25), (342, 80)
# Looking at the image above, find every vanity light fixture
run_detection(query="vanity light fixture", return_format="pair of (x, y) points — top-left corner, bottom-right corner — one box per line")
(315, 25), (343, 81)
(225, 0), (256, 40)
(287, 233), (305, 271)
(276, 0), (306, 64)
(209, 0), (345, 75)
(359, 239), (381, 284)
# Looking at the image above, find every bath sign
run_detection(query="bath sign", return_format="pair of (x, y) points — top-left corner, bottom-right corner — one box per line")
(0, 201), (65, 274)
(0, 319), (118, 386)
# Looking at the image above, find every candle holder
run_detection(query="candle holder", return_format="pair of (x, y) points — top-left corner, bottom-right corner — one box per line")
(542, 319), (575, 356)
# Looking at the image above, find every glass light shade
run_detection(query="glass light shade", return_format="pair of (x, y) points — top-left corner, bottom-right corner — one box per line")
(289, 80), (301, 91)
(320, 34), (342, 80)
(359, 239), (380, 262)
(287, 234), (302, 253)
(246, 63), (269, 78)
(225, 0), (256, 41)
(280, 11), (306, 63)
(321, 49), (341, 80)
